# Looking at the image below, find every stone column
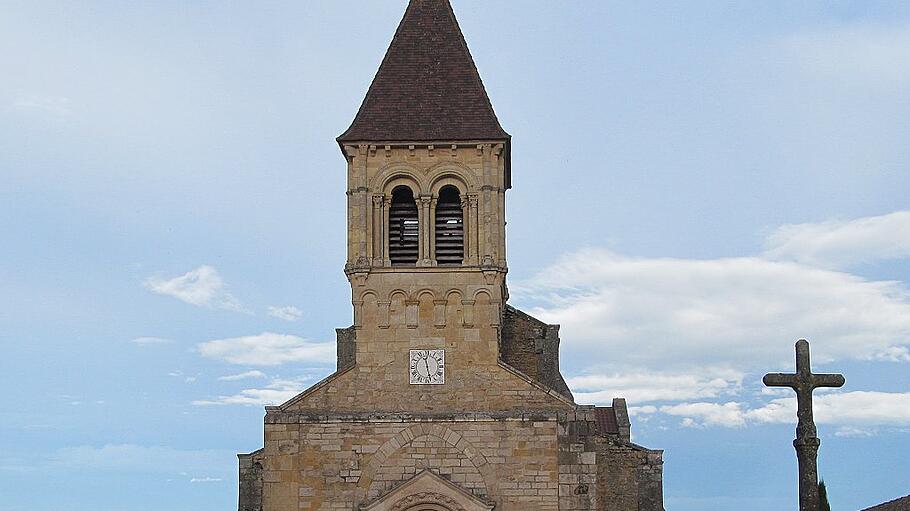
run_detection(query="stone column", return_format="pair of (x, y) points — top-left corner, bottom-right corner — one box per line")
(461, 299), (475, 328)
(372, 194), (385, 266)
(429, 196), (438, 265)
(405, 300), (419, 329)
(461, 194), (470, 265)
(382, 197), (392, 267)
(470, 195), (480, 265)
(352, 300), (364, 329)
(433, 299), (447, 328)
(795, 437), (821, 511)
(378, 300), (391, 329)
(418, 195), (432, 267)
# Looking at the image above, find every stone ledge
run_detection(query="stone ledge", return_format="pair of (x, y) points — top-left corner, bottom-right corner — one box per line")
(263, 411), (561, 424)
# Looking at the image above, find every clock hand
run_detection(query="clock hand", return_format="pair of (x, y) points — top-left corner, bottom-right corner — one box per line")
(424, 358), (430, 377)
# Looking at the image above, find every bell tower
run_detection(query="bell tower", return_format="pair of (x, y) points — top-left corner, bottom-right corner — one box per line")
(336, 0), (512, 376)
(238, 2), (666, 509)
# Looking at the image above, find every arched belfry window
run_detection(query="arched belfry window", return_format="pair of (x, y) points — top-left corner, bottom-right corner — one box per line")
(389, 186), (419, 265)
(435, 185), (464, 265)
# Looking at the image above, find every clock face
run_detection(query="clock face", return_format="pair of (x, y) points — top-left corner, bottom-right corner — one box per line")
(409, 349), (445, 385)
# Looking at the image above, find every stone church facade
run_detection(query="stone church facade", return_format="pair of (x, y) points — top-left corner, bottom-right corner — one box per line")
(238, 1), (664, 510)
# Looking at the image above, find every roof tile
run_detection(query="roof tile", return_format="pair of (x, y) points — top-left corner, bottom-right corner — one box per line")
(337, 0), (509, 143)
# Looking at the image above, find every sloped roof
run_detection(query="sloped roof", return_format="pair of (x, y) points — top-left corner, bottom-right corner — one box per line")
(860, 495), (910, 511)
(337, 0), (509, 144)
(594, 406), (620, 435)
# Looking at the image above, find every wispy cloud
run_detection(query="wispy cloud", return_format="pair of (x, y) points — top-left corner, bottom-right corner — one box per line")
(189, 477), (223, 483)
(267, 305), (304, 322)
(568, 369), (742, 404)
(193, 376), (312, 406)
(129, 336), (173, 346)
(197, 332), (334, 366)
(217, 370), (267, 381)
(144, 265), (248, 313)
(520, 248), (910, 371)
(659, 391), (910, 429)
(764, 211), (910, 269)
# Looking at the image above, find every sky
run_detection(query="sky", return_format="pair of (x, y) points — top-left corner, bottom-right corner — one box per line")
(2, 1), (909, 510)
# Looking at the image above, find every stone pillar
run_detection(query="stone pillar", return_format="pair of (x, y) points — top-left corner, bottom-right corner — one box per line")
(461, 194), (470, 265)
(468, 194), (479, 265)
(418, 195), (432, 267)
(372, 194), (385, 266)
(795, 437), (821, 511)
(405, 300), (419, 329)
(382, 197), (392, 267)
(462, 299), (475, 328)
(429, 196), (438, 265)
(352, 300), (364, 329)
(378, 300), (391, 329)
(433, 299), (447, 328)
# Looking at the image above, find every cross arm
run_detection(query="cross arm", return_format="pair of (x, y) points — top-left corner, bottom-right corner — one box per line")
(763, 372), (797, 388)
(811, 373), (845, 389)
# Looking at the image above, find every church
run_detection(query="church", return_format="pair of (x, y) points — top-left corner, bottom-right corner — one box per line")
(238, 1), (664, 510)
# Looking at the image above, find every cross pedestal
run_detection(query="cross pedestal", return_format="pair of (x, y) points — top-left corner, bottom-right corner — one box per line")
(763, 339), (844, 511)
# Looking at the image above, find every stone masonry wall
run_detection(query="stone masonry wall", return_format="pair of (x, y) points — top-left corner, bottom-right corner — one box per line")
(594, 438), (664, 511)
(239, 449), (264, 511)
(281, 362), (572, 414)
(260, 414), (561, 511)
(335, 326), (356, 371)
(500, 306), (573, 400)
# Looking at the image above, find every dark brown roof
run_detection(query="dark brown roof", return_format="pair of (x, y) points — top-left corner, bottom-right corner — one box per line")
(593, 407), (619, 435)
(860, 495), (910, 511)
(337, 0), (509, 144)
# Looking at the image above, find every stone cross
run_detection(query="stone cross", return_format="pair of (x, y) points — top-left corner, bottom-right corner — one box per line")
(763, 339), (844, 511)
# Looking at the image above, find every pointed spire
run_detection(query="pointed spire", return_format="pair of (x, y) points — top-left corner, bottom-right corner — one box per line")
(337, 0), (509, 144)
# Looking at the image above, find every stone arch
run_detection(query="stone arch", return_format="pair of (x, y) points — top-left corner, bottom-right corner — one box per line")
(415, 289), (436, 301)
(472, 290), (493, 327)
(388, 289), (410, 302)
(416, 289), (437, 328)
(471, 289), (492, 302)
(426, 162), (477, 192)
(389, 289), (408, 326)
(393, 496), (464, 511)
(444, 289), (464, 327)
(358, 290), (380, 330)
(383, 175), (423, 196)
(375, 164), (427, 195)
(359, 424), (495, 498)
(359, 289), (380, 302)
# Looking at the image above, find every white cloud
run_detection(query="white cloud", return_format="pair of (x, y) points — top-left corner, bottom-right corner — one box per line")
(568, 370), (742, 404)
(778, 24), (910, 91)
(834, 426), (876, 438)
(144, 265), (248, 313)
(197, 332), (334, 366)
(217, 370), (267, 381)
(518, 248), (910, 372)
(190, 477), (223, 483)
(764, 211), (910, 269)
(193, 377), (312, 406)
(661, 402), (749, 428)
(659, 392), (910, 428)
(268, 305), (304, 322)
(129, 336), (173, 346)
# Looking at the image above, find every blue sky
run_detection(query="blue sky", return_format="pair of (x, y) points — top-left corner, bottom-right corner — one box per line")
(2, 1), (909, 510)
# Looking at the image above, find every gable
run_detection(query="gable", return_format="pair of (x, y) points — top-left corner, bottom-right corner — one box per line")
(361, 469), (494, 511)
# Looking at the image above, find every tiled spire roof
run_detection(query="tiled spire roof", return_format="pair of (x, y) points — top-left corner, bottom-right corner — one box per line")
(337, 0), (509, 144)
